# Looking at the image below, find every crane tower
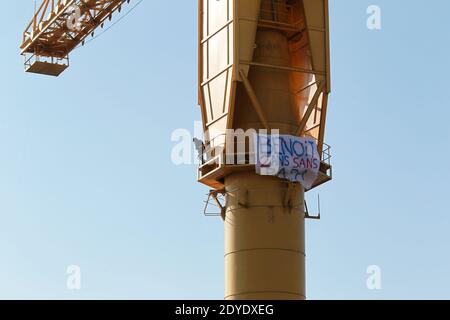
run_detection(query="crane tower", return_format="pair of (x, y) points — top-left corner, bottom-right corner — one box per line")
(198, 0), (332, 300)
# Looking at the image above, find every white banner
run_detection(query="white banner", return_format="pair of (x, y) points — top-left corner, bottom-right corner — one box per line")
(254, 133), (321, 189)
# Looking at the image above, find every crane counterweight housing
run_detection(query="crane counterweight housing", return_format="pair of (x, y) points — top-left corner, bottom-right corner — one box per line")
(20, 0), (131, 76)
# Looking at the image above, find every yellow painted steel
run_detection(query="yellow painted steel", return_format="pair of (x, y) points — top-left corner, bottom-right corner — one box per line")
(198, 0), (330, 142)
(225, 26), (307, 300)
(197, 0), (332, 300)
(198, 0), (331, 191)
(225, 173), (305, 300)
(20, 0), (130, 76)
(234, 29), (309, 131)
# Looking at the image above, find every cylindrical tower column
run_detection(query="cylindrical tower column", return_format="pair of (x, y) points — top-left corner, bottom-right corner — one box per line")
(224, 173), (305, 300)
(224, 18), (309, 299)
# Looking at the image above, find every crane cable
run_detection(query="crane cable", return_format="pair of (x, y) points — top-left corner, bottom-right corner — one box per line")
(74, 0), (144, 50)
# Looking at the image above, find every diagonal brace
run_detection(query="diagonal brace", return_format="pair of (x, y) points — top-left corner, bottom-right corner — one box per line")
(239, 69), (270, 130)
(295, 81), (325, 136)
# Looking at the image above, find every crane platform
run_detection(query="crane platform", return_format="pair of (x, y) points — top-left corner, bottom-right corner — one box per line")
(197, 140), (332, 192)
(20, 0), (130, 76)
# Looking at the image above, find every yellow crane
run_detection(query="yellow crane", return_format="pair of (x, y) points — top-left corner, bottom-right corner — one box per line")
(20, 0), (130, 76)
(20, 0), (334, 301)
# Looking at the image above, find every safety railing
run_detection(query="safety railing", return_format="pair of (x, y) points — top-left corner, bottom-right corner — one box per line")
(24, 52), (69, 68)
(197, 133), (332, 168)
(321, 142), (331, 166)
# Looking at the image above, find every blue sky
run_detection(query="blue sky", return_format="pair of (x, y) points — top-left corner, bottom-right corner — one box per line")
(0, 0), (449, 299)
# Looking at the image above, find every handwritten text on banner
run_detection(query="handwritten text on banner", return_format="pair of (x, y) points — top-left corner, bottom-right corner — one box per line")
(254, 133), (321, 189)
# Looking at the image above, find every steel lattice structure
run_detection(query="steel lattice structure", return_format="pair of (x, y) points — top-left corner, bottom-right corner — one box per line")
(20, 0), (130, 76)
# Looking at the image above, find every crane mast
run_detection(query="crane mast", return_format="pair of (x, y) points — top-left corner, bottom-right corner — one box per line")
(198, 0), (332, 300)
(20, 0), (130, 76)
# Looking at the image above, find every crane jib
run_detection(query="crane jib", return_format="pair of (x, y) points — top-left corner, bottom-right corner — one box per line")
(20, 0), (131, 76)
